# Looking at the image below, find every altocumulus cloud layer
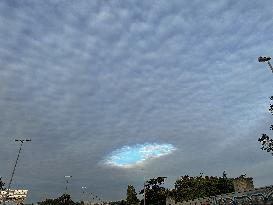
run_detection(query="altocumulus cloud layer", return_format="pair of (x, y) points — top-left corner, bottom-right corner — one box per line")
(0, 0), (273, 203)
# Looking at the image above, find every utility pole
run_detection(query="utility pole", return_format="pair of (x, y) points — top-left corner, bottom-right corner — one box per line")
(144, 176), (146, 205)
(3, 139), (31, 205)
(81, 186), (87, 202)
(139, 168), (146, 205)
(64, 175), (72, 194)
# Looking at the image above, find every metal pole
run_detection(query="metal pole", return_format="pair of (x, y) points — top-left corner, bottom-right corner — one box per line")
(81, 186), (86, 202)
(138, 168), (146, 205)
(267, 61), (273, 73)
(144, 176), (146, 205)
(3, 139), (31, 205)
(64, 176), (72, 195)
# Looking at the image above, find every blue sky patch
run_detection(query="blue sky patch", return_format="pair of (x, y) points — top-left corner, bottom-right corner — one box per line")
(104, 143), (176, 167)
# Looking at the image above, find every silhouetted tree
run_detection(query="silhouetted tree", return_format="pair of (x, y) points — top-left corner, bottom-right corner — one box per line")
(258, 96), (273, 155)
(37, 194), (83, 205)
(0, 177), (5, 190)
(169, 174), (234, 203)
(139, 177), (167, 205)
(126, 185), (139, 205)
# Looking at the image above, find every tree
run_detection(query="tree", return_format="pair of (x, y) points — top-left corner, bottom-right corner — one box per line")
(126, 185), (139, 205)
(139, 177), (168, 205)
(0, 177), (5, 190)
(109, 200), (126, 205)
(37, 194), (83, 205)
(169, 174), (234, 203)
(258, 96), (273, 155)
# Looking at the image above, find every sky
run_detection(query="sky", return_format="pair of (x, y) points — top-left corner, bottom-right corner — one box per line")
(0, 0), (273, 203)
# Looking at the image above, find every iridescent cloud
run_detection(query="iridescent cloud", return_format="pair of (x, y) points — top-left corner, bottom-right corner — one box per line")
(103, 143), (176, 168)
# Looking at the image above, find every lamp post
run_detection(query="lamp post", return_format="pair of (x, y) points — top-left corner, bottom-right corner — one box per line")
(81, 186), (87, 193)
(81, 186), (87, 202)
(3, 139), (31, 205)
(64, 175), (72, 194)
(258, 56), (273, 73)
(144, 177), (146, 205)
(138, 168), (146, 205)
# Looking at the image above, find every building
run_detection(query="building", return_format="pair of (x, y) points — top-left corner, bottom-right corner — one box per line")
(0, 189), (28, 204)
(233, 175), (254, 192)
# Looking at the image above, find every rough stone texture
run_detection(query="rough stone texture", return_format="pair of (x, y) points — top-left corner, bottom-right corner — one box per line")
(233, 175), (254, 192)
(0, 189), (28, 204)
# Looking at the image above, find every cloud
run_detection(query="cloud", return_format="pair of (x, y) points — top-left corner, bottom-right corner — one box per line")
(0, 0), (273, 202)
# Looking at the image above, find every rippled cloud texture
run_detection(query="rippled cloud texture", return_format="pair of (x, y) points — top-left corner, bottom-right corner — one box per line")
(0, 0), (273, 203)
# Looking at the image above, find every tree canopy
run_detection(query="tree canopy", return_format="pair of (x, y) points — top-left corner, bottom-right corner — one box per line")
(37, 194), (83, 205)
(169, 174), (234, 202)
(126, 185), (139, 205)
(139, 177), (168, 205)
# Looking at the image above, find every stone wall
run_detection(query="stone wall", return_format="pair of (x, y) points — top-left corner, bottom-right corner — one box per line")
(0, 189), (28, 203)
(233, 175), (254, 192)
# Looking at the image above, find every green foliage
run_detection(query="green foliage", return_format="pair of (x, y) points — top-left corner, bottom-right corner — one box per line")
(139, 177), (168, 205)
(169, 174), (234, 202)
(126, 185), (139, 205)
(259, 134), (273, 155)
(37, 194), (83, 205)
(258, 96), (273, 155)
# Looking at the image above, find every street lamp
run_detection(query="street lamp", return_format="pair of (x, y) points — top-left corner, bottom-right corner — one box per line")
(144, 178), (146, 205)
(81, 186), (87, 193)
(258, 56), (273, 73)
(138, 168), (146, 205)
(81, 186), (87, 202)
(64, 175), (72, 194)
(3, 139), (31, 205)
